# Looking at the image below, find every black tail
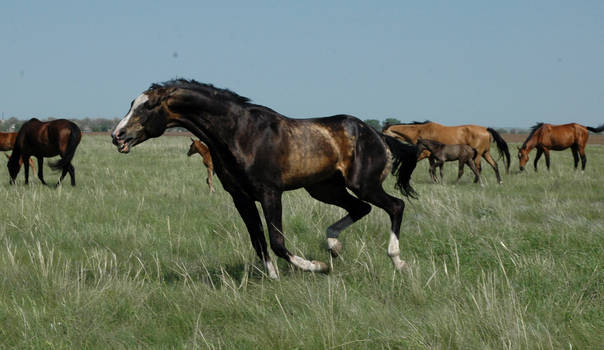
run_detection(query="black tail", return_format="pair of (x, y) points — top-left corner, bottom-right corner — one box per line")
(586, 124), (604, 133)
(487, 128), (511, 174)
(382, 134), (418, 198)
(49, 124), (81, 171)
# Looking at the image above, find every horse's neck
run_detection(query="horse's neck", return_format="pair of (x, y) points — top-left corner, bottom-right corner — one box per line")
(522, 133), (539, 151)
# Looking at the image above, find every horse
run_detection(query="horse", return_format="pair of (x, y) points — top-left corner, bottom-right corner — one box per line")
(518, 122), (604, 172)
(0, 131), (36, 171)
(7, 118), (82, 186)
(187, 138), (215, 193)
(112, 79), (419, 279)
(383, 121), (510, 184)
(416, 138), (481, 184)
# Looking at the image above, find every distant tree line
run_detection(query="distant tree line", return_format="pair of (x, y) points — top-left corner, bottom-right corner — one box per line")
(0, 117), (120, 133)
(0, 116), (528, 134)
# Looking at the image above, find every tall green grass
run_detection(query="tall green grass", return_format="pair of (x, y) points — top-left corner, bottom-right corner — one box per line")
(0, 135), (602, 349)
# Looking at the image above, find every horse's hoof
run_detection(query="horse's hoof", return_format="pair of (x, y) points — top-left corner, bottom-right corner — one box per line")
(312, 260), (330, 273)
(394, 260), (409, 271)
(327, 238), (342, 258)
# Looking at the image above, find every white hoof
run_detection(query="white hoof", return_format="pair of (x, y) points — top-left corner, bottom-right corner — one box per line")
(327, 238), (342, 257)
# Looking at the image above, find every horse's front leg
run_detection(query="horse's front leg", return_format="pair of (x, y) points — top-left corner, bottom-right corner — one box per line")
(22, 156), (30, 184)
(438, 161), (444, 183)
(260, 190), (328, 274)
(231, 193), (276, 279)
(544, 149), (551, 170)
(534, 148), (543, 171)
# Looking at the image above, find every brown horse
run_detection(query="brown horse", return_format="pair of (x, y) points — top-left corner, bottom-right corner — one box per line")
(0, 131), (36, 171)
(416, 138), (481, 184)
(187, 138), (215, 193)
(112, 79), (419, 279)
(518, 122), (604, 172)
(7, 118), (82, 186)
(383, 121), (510, 184)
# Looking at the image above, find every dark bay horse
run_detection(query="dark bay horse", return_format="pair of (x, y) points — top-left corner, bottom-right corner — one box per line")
(8, 118), (82, 186)
(0, 131), (36, 171)
(187, 138), (215, 193)
(112, 79), (418, 279)
(518, 122), (604, 172)
(383, 121), (510, 184)
(416, 139), (481, 184)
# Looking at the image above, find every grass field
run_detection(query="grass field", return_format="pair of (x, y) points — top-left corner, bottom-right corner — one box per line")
(0, 135), (602, 349)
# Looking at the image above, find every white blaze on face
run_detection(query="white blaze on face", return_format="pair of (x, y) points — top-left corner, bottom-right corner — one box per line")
(113, 93), (149, 138)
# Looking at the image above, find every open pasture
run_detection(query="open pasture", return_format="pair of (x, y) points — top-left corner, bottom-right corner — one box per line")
(0, 134), (602, 349)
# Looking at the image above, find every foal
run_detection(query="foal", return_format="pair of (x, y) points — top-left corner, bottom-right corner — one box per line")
(187, 138), (215, 193)
(416, 138), (481, 184)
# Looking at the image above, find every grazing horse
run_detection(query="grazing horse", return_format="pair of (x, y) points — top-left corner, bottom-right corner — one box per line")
(7, 118), (82, 186)
(112, 79), (418, 279)
(416, 138), (481, 184)
(518, 122), (604, 172)
(0, 131), (36, 171)
(383, 121), (510, 184)
(187, 138), (215, 193)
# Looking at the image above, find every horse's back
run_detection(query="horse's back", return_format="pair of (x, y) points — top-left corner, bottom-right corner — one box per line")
(539, 123), (586, 149)
(422, 123), (490, 151)
(277, 115), (386, 188)
(15, 119), (81, 156)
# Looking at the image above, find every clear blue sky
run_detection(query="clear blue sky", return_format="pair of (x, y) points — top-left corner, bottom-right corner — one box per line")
(1, 1), (603, 128)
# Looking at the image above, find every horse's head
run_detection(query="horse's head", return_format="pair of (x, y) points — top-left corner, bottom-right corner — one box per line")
(187, 138), (198, 157)
(7, 155), (21, 184)
(112, 87), (173, 153)
(517, 146), (529, 171)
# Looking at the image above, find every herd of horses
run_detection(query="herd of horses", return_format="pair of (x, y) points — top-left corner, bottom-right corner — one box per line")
(5, 79), (604, 279)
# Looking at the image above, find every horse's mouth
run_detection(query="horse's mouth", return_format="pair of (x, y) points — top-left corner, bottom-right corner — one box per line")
(116, 138), (135, 153)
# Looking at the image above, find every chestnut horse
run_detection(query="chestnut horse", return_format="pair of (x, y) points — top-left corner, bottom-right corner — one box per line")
(0, 131), (36, 171)
(7, 118), (82, 186)
(187, 138), (215, 193)
(518, 122), (604, 172)
(112, 79), (418, 279)
(383, 121), (510, 184)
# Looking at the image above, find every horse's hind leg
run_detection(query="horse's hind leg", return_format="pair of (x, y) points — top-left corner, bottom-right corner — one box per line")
(428, 158), (438, 183)
(67, 164), (75, 186)
(231, 193), (277, 279)
(482, 152), (503, 184)
(36, 157), (47, 185)
(579, 145), (587, 171)
(260, 190), (329, 274)
(571, 146), (579, 170)
(473, 154), (482, 183)
(305, 176), (371, 257)
(456, 161), (465, 183)
(351, 183), (407, 271)
(467, 159), (482, 185)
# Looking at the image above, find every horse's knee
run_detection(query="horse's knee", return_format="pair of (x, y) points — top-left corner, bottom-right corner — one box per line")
(352, 202), (372, 220)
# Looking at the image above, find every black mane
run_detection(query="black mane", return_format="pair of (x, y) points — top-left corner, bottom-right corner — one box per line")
(149, 79), (251, 105)
(522, 122), (544, 148)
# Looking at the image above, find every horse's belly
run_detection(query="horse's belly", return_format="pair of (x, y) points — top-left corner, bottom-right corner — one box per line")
(280, 154), (341, 189)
